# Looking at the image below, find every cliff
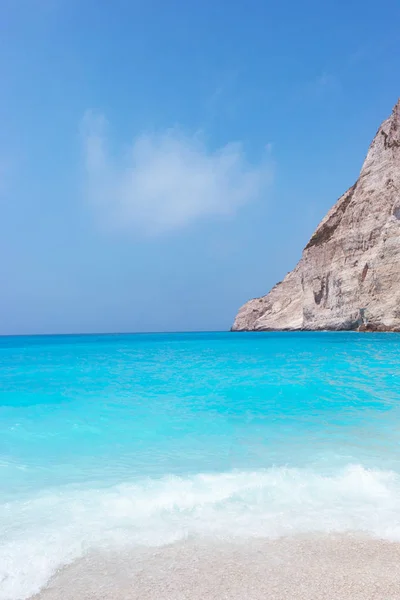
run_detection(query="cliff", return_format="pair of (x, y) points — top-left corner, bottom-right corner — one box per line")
(232, 99), (400, 332)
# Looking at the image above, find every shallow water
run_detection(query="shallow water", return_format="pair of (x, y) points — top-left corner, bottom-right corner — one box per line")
(1, 332), (400, 599)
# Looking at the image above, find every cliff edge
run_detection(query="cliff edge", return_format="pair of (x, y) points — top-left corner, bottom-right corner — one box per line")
(232, 99), (400, 332)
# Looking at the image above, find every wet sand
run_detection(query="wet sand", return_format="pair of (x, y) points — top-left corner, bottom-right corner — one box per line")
(33, 534), (400, 600)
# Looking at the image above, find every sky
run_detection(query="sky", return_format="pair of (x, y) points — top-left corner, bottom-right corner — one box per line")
(1, 0), (400, 335)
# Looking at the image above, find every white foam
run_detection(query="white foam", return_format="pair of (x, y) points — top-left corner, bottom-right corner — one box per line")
(1, 464), (400, 600)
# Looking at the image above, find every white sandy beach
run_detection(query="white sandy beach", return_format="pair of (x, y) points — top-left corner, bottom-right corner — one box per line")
(33, 534), (400, 600)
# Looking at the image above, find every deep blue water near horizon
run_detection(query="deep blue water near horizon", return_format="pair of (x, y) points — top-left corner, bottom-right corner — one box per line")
(1, 331), (400, 599)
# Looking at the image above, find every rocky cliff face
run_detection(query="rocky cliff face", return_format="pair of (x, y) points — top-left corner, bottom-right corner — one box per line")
(232, 99), (400, 332)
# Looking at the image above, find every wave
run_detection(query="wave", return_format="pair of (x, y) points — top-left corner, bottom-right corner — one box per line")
(1, 464), (400, 600)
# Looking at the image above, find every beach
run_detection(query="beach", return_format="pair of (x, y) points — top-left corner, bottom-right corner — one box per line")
(34, 535), (400, 600)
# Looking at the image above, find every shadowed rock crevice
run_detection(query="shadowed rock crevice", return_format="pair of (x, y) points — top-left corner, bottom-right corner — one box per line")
(361, 263), (369, 282)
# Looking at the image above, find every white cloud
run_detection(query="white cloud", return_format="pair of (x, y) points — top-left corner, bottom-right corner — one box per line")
(81, 111), (273, 235)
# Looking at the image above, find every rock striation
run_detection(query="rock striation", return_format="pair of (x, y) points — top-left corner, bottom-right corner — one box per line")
(232, 99), (400, 332)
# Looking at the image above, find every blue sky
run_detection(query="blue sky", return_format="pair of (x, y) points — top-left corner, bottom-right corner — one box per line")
(1, 0), (399, 334)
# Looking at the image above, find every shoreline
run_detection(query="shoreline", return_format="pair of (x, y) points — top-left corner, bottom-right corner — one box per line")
(33, 533), (400, 600)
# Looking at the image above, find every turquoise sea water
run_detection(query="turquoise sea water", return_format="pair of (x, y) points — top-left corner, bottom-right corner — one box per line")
(1, 331), (400, 599)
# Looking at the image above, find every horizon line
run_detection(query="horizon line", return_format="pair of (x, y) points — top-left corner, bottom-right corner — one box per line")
(0, 329), (231, 338)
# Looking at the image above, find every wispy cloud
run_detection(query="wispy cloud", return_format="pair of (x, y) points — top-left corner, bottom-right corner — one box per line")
(205, 70), (240, 121)
(315, 72), (338, 89)
(0, 157), (13, 200)
(309, 71), (341, 97)
(81, 111), (273, 236)
(296, 71), (341, 103)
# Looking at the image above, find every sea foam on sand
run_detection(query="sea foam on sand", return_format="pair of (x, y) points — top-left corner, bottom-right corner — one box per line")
(3, 464), (400, 600)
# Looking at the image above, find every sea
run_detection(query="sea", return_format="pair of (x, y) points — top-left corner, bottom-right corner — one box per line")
(1, 331), (400, 599)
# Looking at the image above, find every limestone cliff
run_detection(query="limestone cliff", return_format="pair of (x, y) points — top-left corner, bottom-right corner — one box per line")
(232, 99), (400, 332)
